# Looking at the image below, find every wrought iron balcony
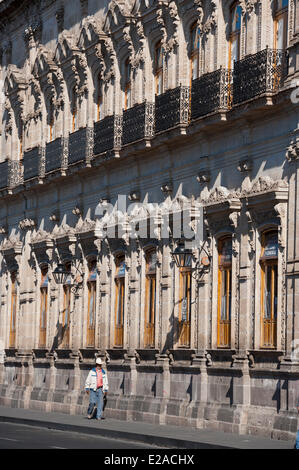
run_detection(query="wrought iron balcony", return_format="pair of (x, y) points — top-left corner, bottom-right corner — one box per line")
(122, 102), (155, 146)
(233, 48), (288, 105)
(45, 137), (67, 174)
(23, 146), (41, 182)
(0, 160), (9, 190)
(9, 160), (24, 188)
(155, 86), (189, 134)
(68, 127), (93, 166)
(191, 68), (232, 120)
(93, 115), (122, 157)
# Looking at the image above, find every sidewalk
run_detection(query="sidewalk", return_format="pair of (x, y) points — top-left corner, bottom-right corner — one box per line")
(0, 406), (294, 449)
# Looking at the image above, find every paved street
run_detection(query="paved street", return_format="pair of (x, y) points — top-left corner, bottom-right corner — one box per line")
(0, 422), (157, 449)
(0, 406), (294, 449)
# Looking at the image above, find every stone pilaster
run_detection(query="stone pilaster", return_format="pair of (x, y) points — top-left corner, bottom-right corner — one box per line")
(123, 351), (138, 397)
(238, 210), (253, 354)
(98, 243), (111, 350)
(286, 157), (299, 360)
(70, 352), (81, 414)
(127, 245), (140, 352)
(46, 354), (57, 412)
(18, 351), (34, 409)
(155, 354), (171, 425)
(159, 242), (173, 353)
(191, 353), (209, 405)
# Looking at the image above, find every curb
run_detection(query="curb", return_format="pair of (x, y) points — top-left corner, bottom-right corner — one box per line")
(0, 415), (231, 449)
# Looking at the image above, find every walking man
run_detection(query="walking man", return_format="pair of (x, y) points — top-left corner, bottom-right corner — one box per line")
(85, 358), (108, 420)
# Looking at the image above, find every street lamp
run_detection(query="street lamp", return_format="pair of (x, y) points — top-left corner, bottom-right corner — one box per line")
(171, 241), (211, 279)
(171, 243), (193, 269)
(52, 263), (70, 285)
(49, 261), (84, 292)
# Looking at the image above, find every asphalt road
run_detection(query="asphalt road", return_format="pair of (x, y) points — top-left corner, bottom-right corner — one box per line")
(0, 421), (158, 449)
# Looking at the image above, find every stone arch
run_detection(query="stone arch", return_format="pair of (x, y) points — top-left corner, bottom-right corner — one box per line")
(4, 67), (27, 159)
(54, 35), (89, 132)
(33, 48), (64, 141)
(78, 20), (113, 120)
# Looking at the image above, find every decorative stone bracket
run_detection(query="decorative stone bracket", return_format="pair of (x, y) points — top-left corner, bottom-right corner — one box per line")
(1, 238), (23, 272)
(30, 230), (54, 266)
(203, 187), (242, 236)
(76, 218), (102, 259)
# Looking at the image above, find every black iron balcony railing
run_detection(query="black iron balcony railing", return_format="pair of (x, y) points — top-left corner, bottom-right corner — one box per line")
(0, 160), (9, 190)
(122, 102), (155, 146)
(155, 86), (189, 134)
(23, 146), (41, 182)
(233, 48), (288, 105)
(9, 160), (24, 188)
(0, 160), (24, 190)
(68, 127), (94, 166)
(93, 114), (122, 157)
(45, 137), (67, 174)
(191, 67), (232, 120)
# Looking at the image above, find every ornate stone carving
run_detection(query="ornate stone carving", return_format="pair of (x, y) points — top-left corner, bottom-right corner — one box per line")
(33, 47), (64, 112)
(72, 206), (83, 218)
(197, 170), (211, 183)
(19, 219), (36, 231)
(286, 132), (299, 162)
(242, 176), (288, 196)
(4, 66), (27, 122)
(239, 0), (259, 17)
(1, 234), (23, 272)
(161, 182), (173, 195)
(30, 229), (54, 265)
(23, 20), (42, 50)
(202, 186), (240, 205)
(55, 34), (88, 99)
(128, 190), (140, 202)
(53, 223), (77, 259)
(238, 158), (252, 172)
(49, 212), (60, 223)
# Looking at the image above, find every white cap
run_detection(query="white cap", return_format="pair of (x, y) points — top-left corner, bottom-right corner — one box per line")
(96, 358), (102, 365)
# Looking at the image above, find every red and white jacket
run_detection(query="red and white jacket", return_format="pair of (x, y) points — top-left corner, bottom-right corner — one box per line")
(85, 367), (109, 392)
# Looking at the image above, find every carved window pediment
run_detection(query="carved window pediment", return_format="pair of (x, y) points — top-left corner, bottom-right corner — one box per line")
(203, 186), (241, 217)
(180, 0), (217, 37)
(103, 1), (132, 34)
(33, 48), (63, 110)
(78, 20), (104, 51)
(31, 230), (53, 252)
(5, 66), (27, 95)
(54, 35), (88, 95)
(203, 198), (242, 218)
(53, 224), (77, 259)
(33, 48), (57, 79)
(1, 236), (22, 272)
(76, 218), (102, 257)
(5, 67), (27, 121)
(202, 187), (241, 235)
(30, 230), (53, 265)
(243, 177), (289, 211)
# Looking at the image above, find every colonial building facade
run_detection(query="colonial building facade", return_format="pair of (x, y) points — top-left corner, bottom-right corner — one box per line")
(0, 0), (298, 441)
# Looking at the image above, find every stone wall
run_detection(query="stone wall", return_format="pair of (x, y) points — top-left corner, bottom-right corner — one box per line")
(0, 353), (298, 440)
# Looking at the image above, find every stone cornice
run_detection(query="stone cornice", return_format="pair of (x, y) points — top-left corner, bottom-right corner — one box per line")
(242, 177), (289, 208)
